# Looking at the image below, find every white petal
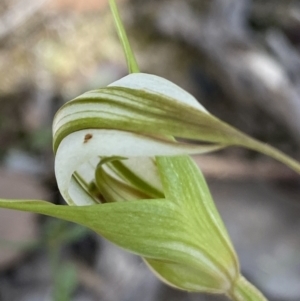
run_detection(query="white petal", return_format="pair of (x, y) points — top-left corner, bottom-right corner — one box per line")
(120, 157), (163, 192)
(109, 73), (208, 112)
(55, 129), (221, 205)
(67, 176), (96, 206)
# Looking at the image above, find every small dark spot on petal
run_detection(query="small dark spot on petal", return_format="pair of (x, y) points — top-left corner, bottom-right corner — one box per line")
(84, 133), (93, 143)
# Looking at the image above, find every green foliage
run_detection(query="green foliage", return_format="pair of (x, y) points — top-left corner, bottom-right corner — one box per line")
(52, 263), (78, 301)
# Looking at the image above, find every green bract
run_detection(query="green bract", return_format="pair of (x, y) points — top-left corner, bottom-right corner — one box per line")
(0, 156), (265, 299)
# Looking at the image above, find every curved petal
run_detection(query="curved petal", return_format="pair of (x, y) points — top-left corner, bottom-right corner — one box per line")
(109, 73), (208, 112)
(53, 72), (300, 174)
(55, 129), (222, 205)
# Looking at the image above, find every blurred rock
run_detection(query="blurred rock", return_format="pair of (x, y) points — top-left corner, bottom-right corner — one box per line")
(0, 253), (53, 301)
(4, 149), (46, 175)
(96, 239), (160, 301)
(0, 168), (48, 269)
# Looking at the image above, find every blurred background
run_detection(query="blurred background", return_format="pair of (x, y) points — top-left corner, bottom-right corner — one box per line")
(0, 0), (300, 300)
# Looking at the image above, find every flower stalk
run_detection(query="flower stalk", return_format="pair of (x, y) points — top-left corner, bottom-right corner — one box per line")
(109, 0), (139, 73)
(228, 276), (268, 301)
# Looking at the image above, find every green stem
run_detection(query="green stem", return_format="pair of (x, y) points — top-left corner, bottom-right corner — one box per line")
(227, 276), (268, 301)
(109, 0), (140, 73)
(240, 136), (300, 175)
(206, 115), (300, 175)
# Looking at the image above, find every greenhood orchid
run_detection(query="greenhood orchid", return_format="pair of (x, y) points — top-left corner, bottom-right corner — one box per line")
(1, 1), (299, 300)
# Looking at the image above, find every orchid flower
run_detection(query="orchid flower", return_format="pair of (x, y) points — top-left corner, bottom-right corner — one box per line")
(1, 1), (300, 300)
